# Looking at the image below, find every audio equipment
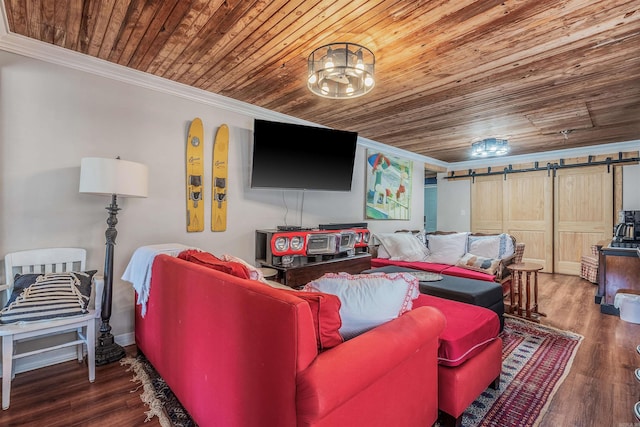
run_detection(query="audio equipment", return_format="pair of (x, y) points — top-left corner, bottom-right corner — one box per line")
(351, 228), (371, 248)
(255, 227), (370, 267)
(306, 233), (340, 255)
(276, 225), (313, 231)
(318, 222), (368, 230)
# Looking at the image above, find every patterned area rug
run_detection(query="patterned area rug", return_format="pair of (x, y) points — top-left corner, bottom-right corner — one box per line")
(121, 354), (196, 427)
(461, 315), (583, 427)
(122, 316), (582, 427)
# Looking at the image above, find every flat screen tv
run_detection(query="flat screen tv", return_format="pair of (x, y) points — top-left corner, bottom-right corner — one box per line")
(251, 119), (358, 191)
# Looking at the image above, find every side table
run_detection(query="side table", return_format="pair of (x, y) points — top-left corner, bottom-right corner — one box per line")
(506, 262), (546, 322)
(258, 267), (278, 281)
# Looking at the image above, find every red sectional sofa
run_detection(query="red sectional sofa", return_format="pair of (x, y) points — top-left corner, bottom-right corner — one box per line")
(135, 254), (447, 427)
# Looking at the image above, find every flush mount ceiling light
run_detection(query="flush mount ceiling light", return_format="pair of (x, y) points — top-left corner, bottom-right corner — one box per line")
(471, 137), (510, 157)
(307, 42), (375, 99)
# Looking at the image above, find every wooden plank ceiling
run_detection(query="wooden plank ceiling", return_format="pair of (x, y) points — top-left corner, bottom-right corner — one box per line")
(3, 0), (640, 163)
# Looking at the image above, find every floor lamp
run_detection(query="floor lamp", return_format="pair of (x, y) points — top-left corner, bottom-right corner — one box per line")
(79, 157), (148, 365)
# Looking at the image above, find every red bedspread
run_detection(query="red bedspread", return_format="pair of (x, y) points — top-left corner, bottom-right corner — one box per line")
(371, 258), (497, 282)
(413, 294), (500, 367)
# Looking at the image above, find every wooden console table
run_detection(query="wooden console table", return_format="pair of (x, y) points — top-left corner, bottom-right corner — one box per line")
(507, 262), (546, 322)
(259, 253), (372, 288)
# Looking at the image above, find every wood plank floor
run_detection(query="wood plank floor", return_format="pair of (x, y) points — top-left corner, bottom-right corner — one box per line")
(0, 273), (638, 426)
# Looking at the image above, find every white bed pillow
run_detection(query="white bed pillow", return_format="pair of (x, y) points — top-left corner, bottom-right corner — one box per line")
(304, 272), (420, 340)
(374, 233), (429, 262)
(468, 233), (514, 259)
(425, 232), (468, 265)
(376, 244), (391, 259)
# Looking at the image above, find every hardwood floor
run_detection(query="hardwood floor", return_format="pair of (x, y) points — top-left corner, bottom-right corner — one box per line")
(534, 273), (639, 427)
(0, 345), (157, 427)
(0, 273), (638, 426)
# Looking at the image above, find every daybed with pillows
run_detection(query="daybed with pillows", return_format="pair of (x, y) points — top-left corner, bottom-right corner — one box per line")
(130, 249), (447, 427)
(371, 231), (525, 294)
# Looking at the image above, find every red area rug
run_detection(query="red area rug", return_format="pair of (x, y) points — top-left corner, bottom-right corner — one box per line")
(461, 315), (583, 427)
(123, 315), (582, 427)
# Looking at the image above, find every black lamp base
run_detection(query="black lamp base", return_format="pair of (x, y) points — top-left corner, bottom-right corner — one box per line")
(95, 332), (126, 365)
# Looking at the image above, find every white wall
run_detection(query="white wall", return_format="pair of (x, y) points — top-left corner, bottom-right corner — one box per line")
(0, 50), (425, 344)
(436, 174), (471, 231)
(622, 164), (640, 210)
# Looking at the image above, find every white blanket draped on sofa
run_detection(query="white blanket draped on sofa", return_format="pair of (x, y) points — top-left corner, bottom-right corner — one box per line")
(122, 243), (196, 316)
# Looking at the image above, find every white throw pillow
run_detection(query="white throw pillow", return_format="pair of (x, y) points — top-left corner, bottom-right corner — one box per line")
(376, 244), (391, 259)
(425, 232), (468, 265)
(374, 233), (429, 262)
(501, 234), (515, 258)
(304, 272), (420, 340)
(456, 253), (502, 275)
(468, 236), (501, 259)
(468, 233), (514, 259)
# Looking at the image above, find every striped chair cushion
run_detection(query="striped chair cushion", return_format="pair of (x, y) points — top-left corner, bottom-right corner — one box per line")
(0, 271), (95, 324)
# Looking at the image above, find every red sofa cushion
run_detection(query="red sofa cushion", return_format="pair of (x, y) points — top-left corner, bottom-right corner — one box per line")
(413, 294), (500, 367)
(371, 258), (451, 273)
(441, 265), (496, 282)
(282, 290), (343, 350)
(177, 249), (251, 279)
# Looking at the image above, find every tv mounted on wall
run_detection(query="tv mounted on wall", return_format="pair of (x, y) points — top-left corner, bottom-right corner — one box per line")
(250, 119), (358, 191)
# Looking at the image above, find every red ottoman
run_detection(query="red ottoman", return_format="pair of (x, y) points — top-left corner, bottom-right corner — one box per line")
(414, 294), (502, 427)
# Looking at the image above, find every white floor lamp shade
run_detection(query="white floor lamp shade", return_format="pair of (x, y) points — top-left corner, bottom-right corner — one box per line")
(79, 157), (148, 198)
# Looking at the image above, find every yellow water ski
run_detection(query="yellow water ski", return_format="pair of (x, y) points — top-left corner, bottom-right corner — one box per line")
(212, 124), (229, 231)
(186, 118), (204, 232)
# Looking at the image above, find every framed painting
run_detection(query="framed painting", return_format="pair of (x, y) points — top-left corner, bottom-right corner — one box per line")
(365, 149), (412, 220)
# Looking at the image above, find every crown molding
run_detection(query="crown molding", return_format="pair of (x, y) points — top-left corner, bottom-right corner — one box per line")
(0, 28), (287, 123)
(447, 139), (640, 170)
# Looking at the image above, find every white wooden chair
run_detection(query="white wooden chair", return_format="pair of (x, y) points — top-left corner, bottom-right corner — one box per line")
(0, 248), (103, 410)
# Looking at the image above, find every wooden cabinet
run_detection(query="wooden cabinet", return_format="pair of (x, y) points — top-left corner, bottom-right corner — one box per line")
(260, 253), (372, 288)
(597, 243), (640, 315)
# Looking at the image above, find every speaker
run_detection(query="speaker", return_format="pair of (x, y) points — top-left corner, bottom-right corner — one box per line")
(306, 233), (340, 255)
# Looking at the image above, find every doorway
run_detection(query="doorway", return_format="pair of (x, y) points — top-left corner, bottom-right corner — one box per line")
(424, 184), (437, 232)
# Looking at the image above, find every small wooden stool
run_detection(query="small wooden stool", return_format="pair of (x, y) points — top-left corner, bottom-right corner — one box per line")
(507, 262), (546, 322)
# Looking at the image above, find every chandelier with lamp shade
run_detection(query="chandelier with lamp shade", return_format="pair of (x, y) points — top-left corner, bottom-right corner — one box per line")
(307, 42), (375, 99)
(471, 137), (510, 157)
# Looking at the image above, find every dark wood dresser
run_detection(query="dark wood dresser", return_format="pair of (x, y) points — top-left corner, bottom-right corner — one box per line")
(259, 253), (372, 288)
